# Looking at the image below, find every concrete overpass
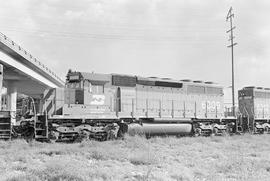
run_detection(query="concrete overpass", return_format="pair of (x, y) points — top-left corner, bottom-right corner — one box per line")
(0, 32), (65, 123)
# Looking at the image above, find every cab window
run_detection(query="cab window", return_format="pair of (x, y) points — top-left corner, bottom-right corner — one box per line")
(83, 81), (90, 90)
(67, 82), (81, 89)
(91, 84), (104, 94)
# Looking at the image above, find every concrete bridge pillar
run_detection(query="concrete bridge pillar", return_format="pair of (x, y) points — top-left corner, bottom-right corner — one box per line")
(7, 82), (17, 125)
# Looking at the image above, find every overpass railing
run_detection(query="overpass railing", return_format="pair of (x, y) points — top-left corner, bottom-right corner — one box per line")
(0, 32), (64, 86)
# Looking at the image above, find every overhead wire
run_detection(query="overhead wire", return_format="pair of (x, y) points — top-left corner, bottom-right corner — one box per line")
(0, 27), (226, 43)
(0, 15), (223, 34)
(0, 4), (227, 43)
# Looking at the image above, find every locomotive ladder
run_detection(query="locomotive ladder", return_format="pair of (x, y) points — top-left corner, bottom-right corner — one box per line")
(35, 115), (48, 140)
(26, 97), (48, 141)
(0, 111), (12, 140)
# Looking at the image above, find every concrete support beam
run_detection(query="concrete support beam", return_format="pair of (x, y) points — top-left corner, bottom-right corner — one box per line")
(0, 64), (3, 110)
(0, 51), (59, 88)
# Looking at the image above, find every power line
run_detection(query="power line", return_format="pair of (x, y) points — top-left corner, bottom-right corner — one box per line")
(0, 16), (223, 33)
(0, 26), (224, 42)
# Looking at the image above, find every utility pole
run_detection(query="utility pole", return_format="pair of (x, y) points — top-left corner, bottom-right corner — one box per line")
(226, 7), (237, 117)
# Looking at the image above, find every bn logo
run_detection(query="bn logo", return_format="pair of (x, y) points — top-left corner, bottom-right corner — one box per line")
(90, 95), (105, 105)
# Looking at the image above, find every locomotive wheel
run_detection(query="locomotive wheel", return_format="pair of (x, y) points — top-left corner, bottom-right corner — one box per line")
(265, 126), (269, 134)
(253, 127), (257, 134)
(145, 133), (151, 139)
(194, 128), (202, 137)
(226, 126), (233, 135)
(117, 123), (128, 139)
(75, 130), (90, 142)
(221, 129), (228, 136)
(25, 126), (35, 142)
(213, 127), (218, 136)
(208, 129), (213, 136)
(99, 134), (108, 141)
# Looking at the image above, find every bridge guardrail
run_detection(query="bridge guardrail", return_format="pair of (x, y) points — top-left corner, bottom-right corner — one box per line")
(0, 32), (64, 86)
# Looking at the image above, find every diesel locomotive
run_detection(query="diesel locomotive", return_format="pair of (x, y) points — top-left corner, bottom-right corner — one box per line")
(35, 70), (236, 141)
(238, 86), (270, 133)
(1, 70), (270, 141)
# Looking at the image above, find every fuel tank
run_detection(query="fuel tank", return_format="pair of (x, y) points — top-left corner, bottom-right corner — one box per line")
(128, 122), (192, 136)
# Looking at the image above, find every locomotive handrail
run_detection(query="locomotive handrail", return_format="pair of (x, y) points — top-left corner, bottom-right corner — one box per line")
(28, 97), (37, 138)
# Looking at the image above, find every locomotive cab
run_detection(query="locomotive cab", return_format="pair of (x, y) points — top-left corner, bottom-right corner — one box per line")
(63, 71), (113, 117)
(42, 71), (120, 141)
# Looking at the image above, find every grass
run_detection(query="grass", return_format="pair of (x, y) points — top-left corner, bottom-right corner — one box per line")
(0, 134), (270, 180)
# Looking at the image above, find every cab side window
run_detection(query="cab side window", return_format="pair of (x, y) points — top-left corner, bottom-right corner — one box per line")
(82, 80), (104, 94)
(84, 81), (90, 91)
(91, 84), (104, 94)
(67, 82), (81, 89)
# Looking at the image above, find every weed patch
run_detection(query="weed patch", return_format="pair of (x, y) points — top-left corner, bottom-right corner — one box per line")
(1, 134), (270, 180)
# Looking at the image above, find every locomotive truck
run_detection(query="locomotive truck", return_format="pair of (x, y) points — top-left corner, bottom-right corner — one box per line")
(1, 70), (269, 142)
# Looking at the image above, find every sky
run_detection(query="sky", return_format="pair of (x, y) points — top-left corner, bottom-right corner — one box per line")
(0, 0), (270, 103)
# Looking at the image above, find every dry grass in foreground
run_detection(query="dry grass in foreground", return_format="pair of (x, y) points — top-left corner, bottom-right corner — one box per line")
(0, 134), (270, 181)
